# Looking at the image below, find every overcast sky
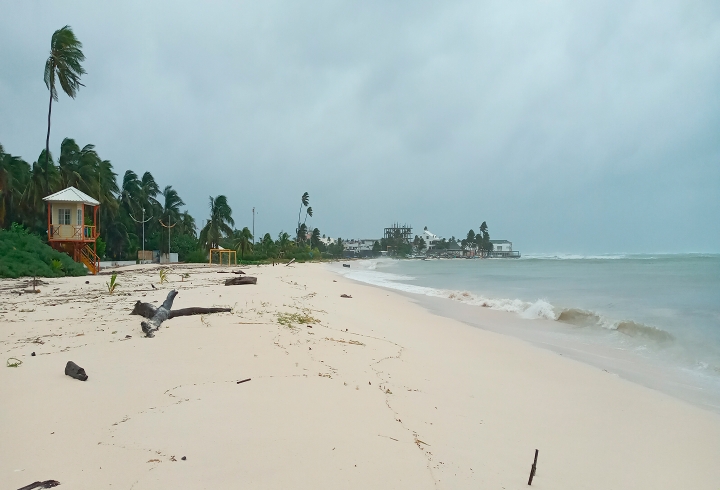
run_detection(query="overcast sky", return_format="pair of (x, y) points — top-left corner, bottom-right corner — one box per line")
(1, 1), (719, 253)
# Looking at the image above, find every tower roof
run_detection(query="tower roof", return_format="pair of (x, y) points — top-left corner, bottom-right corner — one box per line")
(43, 186), (100, 206)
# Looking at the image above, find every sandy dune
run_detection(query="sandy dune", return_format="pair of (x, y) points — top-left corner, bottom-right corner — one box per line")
(1, 262), (719, 489)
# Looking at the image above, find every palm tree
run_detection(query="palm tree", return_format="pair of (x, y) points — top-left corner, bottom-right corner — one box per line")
(297, 223), (308, 244)
(161, 185), (184, 223)
(310, 228), (321, 249)
(199, 195), (234, 251)
(178, 211), (197, 237)
(261, 232), (275, 256)
(140, 172), (161, 211)
(277, 231), (292, 255)
(296, 191), (310, 242)
(119, 170), (141, 214)
(95, 158), (120, 226)
(44, 26), (85, 176)
(0, 145), (31, 229)
(158, 185), (185, 253)
(234, 227), (254, 259)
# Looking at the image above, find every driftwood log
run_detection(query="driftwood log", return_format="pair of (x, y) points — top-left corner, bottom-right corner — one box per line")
(132, 290), (232, 337)
(224, 276), (257, 286)
(17, 480), (61, 490)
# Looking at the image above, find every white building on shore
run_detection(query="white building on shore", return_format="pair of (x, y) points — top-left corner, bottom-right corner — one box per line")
(490, 240), (512, 252)
(420, 228), (441, 250)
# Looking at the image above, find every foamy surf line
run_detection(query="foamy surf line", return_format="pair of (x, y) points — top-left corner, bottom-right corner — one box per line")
(332, 262), (673, 342)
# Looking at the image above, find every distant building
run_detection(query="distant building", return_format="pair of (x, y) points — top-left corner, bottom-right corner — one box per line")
(420, 229), (441, 250)
(343, 238), (381, 258)
(488, 240), (520, 258)
(446, 240), (464, 258)
(490, 240), (512, 252)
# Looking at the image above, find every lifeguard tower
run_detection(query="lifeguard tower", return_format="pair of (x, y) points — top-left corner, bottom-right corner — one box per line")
(43, 186), (101, 274)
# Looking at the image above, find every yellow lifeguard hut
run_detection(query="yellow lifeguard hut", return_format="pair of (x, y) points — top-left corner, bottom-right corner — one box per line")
(43, 186), (101, 274)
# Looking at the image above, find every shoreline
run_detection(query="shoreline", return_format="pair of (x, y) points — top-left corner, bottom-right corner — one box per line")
(331, 258), (720, 413)
(2, 262), (720, 488)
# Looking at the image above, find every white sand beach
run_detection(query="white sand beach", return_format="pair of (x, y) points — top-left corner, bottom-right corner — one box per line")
(2, 262), (720, 489)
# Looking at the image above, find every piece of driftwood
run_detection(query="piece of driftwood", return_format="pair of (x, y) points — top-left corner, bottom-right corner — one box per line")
(224, 276), (257, 286)
(286, 258), (296, 266)
(141, 290), (178, 337)
(17, 480), (60, 490)
(131, 291), (231, 338)
(340, 294), (352, 298)
(131, 302), (231, 319)
(237, 378), (251, 384)
(527, 449), (539, 485)
(231, 270), (246, 274)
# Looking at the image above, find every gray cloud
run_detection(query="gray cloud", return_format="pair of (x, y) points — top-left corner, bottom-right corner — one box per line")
(1, 0), (719, 252)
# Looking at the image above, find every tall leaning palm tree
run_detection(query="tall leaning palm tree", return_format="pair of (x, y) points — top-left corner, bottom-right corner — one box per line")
(199, 195), (234, 251)
(44, 26), (85, 178)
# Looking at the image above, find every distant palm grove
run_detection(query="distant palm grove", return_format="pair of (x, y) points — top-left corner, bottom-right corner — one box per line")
(0, 140), (342, 263)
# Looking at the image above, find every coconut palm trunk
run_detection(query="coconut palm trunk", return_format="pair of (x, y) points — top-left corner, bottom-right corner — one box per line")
(44, 26), (86, 195)
(45, 87), (53, 192)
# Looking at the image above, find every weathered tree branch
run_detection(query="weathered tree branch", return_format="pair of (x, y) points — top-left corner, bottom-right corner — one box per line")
(132, 290), (232, 338)
(131, 302), (231, 319)
(141, 290), (177, 337)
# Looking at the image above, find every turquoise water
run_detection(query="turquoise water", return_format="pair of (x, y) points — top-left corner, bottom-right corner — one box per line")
(332, 254), (720, 410)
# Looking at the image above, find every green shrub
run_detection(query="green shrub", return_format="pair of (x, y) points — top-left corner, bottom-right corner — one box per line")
(0, 226), (87, 278)
(185, 249), (207, 263)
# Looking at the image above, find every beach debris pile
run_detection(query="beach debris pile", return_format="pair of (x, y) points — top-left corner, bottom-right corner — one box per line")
(65, 361), (88, 381)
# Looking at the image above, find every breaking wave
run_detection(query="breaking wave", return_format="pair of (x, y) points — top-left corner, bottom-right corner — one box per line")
(557, 308), (674, 341)
(336, 262), (674, 344)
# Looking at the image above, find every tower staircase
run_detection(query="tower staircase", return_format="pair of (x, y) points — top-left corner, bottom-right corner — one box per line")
(78, 244), (100, 275)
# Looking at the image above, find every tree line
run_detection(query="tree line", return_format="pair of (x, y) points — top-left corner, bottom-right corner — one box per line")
(0, 141), (345, 263)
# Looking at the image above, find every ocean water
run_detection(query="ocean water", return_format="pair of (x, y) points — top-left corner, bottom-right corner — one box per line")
(330, 254), (720, 411)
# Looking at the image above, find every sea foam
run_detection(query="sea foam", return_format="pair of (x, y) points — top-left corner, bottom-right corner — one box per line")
(335, 260), (674, 343)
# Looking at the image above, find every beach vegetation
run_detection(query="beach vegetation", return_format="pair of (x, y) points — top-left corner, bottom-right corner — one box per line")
(277, 310), (319, 328)
(0, 224), (86, 278)
(106, 272), (118, 294)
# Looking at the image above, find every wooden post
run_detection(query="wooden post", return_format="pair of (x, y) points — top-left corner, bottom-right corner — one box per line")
(528, 449), (538, 485)
(47, 203), (52, 240)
